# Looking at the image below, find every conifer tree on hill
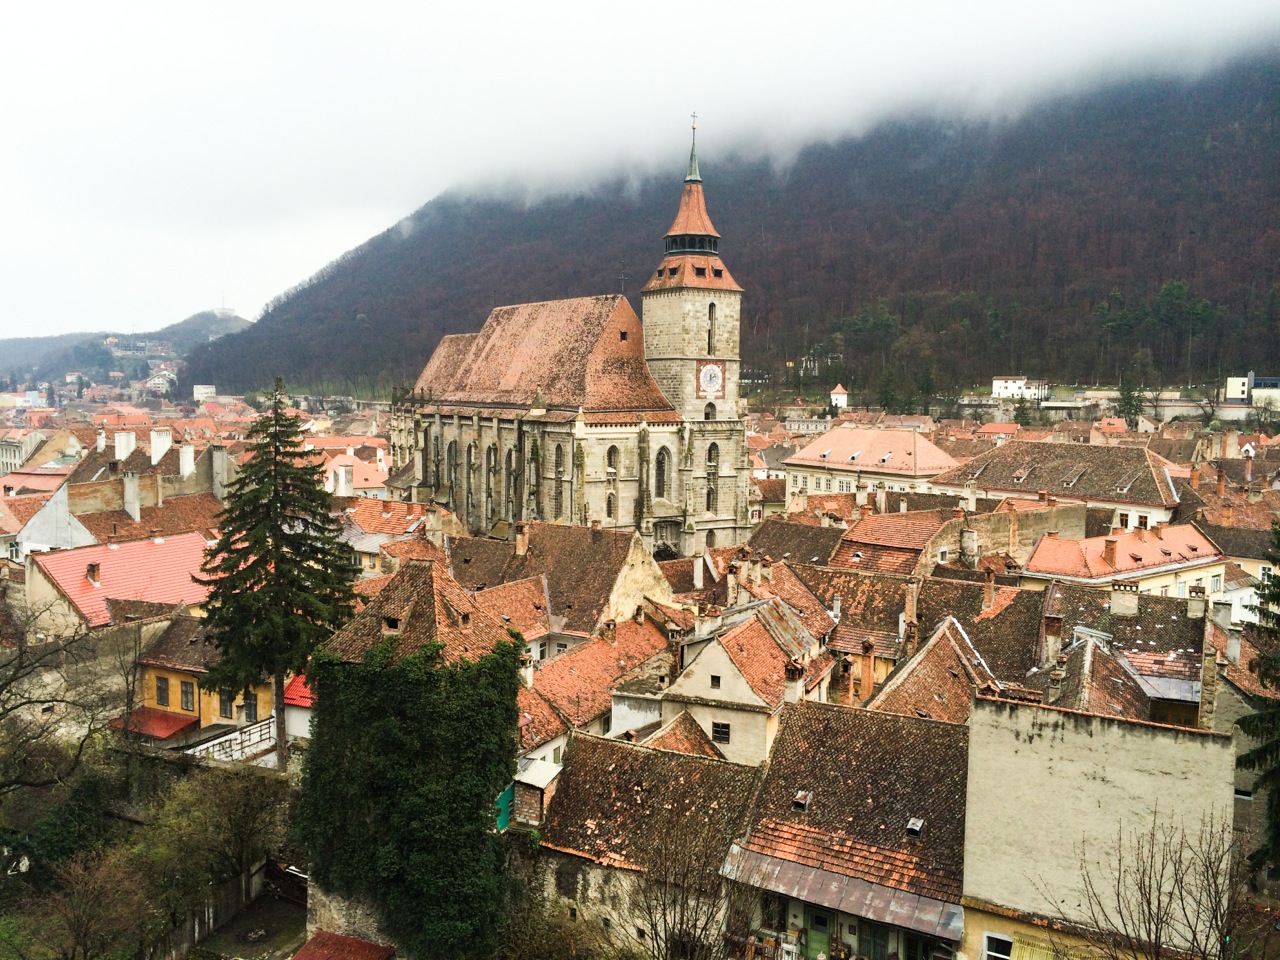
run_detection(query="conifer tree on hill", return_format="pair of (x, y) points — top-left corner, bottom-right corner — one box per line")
(198, 377), (354, 768)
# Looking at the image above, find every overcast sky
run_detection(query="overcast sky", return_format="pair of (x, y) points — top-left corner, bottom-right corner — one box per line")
(2, 1), (1278, 342)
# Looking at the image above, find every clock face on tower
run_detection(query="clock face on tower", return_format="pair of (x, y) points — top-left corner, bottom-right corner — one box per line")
(696, 360), (726, 400)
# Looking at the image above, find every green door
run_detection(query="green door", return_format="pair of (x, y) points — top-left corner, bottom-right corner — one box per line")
(805, 909), (832, 960)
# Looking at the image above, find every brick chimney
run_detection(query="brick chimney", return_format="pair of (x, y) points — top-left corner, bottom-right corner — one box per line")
(1198, 642), (1219, 731)
(85, 562), (100, 584)
(1103, 537), (1118, 568)
(1189, 468), (1199, 490)
(952, 505), (965, 520)
(1046, 657), (1067, 704)
(1216, 466), (1226, 497)
(1221, 503), (1234, 524)
(905, 576), (920, 626)
(982, 569), (996, 611)
(1245, 454), (1254, 484)
(1040, 614), (1064, 666)
(514, 522), (529, 557)
(858, 640), (876, 701)
(902, 620), (920, 659)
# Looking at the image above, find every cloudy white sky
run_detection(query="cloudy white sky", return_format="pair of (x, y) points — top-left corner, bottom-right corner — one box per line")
(2, 1), (1278, 342)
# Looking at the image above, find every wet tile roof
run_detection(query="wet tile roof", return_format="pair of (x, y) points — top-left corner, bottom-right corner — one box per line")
(283, 674), (314, 708)
(742, 701), (967, 903)
(740, 562), (836, 641)
(1046, 582), (1207, 656)
(324, 559), (510, 665)
(0, 493), (47, 536)
(541, 734), (760, 871)
(32, 532), (212, 628)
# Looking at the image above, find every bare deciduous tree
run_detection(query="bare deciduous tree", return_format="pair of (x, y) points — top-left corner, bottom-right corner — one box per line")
(1042, 813), (1271, 960)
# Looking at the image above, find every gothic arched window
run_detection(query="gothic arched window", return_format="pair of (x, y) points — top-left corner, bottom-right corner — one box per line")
(704, 403), (716, 421)
(706, 483), (718, 513)
(606, 445), (619, 472)
(655, 447), (670, 500)
(554, 444), (565, 519)
(706, 442), (719, 476)
(708, 303), (717, 355)
(606, 494), (616, 520)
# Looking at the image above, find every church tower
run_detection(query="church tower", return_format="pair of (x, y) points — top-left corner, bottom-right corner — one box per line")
(641, 125), (743, 424)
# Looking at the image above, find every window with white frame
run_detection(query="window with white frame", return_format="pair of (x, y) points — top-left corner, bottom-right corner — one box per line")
(984, 935), (1014, 960)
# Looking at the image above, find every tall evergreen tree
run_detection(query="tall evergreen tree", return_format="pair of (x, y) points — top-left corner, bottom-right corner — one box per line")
(198, 378), (354, 767)
(1235, 524), (1280, 870)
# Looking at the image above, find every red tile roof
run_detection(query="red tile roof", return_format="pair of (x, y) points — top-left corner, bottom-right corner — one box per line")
(474, 576), (552, 642)
(33, 532), (212, 627)
(1024, 524), (1222, 580)
(0, 493), (47, 536)
(533, 617), (668, 726)
(518, 684), (567, 753)
(665, 180), (720, 237)
(109, 706), (198, 740)
(786, 427), (958, 477)
(293, 930), (395, 960)
(642, 710), (724, 759)
(283, 674), (315, 708)
(325, 560), (510, 665)
(74, 492), (224, 544)
(410, 296), (676, 416)
(868, 619), (999, 724)
(346, 497), (430, 536)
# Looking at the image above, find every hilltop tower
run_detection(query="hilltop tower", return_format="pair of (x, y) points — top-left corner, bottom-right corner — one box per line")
(641, 125), (743, 424)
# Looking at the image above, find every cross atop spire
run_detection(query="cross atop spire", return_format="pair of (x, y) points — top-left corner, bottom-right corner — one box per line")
(686, 112), (702, 183)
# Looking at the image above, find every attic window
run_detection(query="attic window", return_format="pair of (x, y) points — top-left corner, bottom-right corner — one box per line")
(792, 790), (813, 813)
(667, 267), (677, 277)
(849, 452), (861, 461)
(820, 450), (831, 459)
(460, 613), (471, 626)
(710, 674), (722, 689)
(713, 268), (723, 278)
(1012, 466), (1033, 483)
(619, 331), (628, 341)
(695, 267), (707, 278)
(1061, 467), (1086, 487)
(383, 616), (401, 632)
(906, 817), (924, 839)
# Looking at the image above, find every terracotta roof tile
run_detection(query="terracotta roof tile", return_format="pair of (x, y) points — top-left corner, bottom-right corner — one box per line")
(346, 497), (432, 536)
(786, 427), (958, 478)
(518, 684), (567, 753)
(748, 516), (845, 565)
(532, 616), (668, 726)
(642, 710), (725, 759)
(740, 562), (835, 640)
(283, 674), (314, 708)
(32, 532), (212, 627)
(474, 575), (552, 642)
(0, 493), (47, 536)
(325, 559), (510, 665)
(1024, 524), (1222, 580)
(410, 296), (675, 415)
(138, 616), (219, 673)
(868, 619), (998, 724)
(74, 493), (224, 544)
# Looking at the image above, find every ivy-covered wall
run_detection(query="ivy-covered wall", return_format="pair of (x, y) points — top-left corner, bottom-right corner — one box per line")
(297, 638), (521, 958)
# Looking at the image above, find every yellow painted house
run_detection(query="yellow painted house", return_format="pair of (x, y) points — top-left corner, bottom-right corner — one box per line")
(115, 614), (273, 743)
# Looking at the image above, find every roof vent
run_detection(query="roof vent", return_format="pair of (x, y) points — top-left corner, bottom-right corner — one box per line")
(906, 817), (924, 839)
(792, 790), (813, 813)
(850, 451), (861, 461)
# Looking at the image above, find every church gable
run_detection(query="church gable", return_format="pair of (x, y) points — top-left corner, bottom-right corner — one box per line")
(412, 295), (673, 415)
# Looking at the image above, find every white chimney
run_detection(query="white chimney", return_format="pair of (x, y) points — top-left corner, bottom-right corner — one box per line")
(150, 428), (172, 465)
(179, 444), (196, 480)
(336, 464), (354, 497)
(95, 429), (106, 453)
(113, 431), (136, 461)
(123, 472), (140, 523)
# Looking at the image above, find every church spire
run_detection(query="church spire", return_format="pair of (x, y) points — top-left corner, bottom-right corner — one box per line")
(686, 112), (702, 183)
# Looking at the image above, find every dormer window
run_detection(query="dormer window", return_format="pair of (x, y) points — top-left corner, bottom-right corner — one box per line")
(906, 817), (924, 839)
(383, 616), (401, 632)
(792, 790), (813, 813)
(695, 267), (707, 278)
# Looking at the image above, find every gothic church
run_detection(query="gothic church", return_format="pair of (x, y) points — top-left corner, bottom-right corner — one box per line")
(388, 136), (750, 554)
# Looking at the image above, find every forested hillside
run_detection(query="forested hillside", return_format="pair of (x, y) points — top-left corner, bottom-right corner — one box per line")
(182, 56), (1280, 399)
